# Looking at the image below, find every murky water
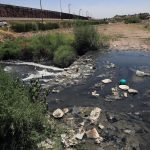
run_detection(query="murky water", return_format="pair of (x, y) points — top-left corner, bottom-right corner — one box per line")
(48, 51), (150, 112)
(1, 50), (150, 149)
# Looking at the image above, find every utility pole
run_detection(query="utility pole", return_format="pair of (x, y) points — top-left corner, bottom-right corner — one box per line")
(86, 11), (89, 20)
(60, 0), (62, 19)
(79, 9), (82, 19)
(40, 0), (43, 23)
(68, 3), (71, 20)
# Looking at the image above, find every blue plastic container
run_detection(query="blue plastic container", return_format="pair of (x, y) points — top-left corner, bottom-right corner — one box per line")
(119, 79), (127, 85)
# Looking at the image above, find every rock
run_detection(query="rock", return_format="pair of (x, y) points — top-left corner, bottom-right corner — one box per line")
(128, 89), (138, 94)
(110, 63), (115, 68)
(75, 127), (85, 140)
(95, 137), (103, 144)
(124, 129), (134, 135)
(119, 85), (129, 90)
(79, 122), (85, 126)
(86, 128), (100, 139)
(75, 132), (85, 140)
(53, 109), (64, 118)
(61, 131), (78, 148)
(52, 89), (60, 93)
(102, 79), (112, 84)
(37, 139), (53, 149)
(89, 107), (102, 123)
(107, 114), (118, 123)
(63, 108), (69, 114)
(98, 123), (105, 129)
(92, 91), (100, 97)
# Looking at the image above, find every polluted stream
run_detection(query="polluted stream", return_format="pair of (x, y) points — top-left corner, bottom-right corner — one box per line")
(1, 50), (150, 149)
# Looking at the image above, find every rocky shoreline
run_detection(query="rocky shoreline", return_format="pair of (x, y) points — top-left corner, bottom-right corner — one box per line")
(39, 106), (149, 150)
(44, 52), (97, 91)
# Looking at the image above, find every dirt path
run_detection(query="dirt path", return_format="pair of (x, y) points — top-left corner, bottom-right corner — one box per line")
(98, 23), (150, 51)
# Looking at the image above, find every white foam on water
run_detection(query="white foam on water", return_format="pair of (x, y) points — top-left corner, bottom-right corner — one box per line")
(0, 61), (64, 71)
(22, 69), (61, 81)
(4, 66), (12, 72)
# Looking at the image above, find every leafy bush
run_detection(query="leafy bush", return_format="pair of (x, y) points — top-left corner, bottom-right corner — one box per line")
(0, 70), (49, 149)
(11, 22), (59, 32)
(0, 33), (74, 64)
(139, 13), (149, 20)
(124, 17), (141, 24)
(11, 22), (38, 32)
(54, 45), (77, 67)
(74, 25), (100, 55)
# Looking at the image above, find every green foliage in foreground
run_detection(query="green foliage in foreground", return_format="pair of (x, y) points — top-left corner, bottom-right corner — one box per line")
(54, 45), (77, 67)
(0, 70), (49, 149)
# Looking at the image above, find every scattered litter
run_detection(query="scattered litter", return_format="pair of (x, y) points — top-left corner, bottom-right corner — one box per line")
(98, 123), (105, 129)
(75, 127), (85, 140)
(102, 79), (112, 84)
(92, 91), (100, 97)
(86, 128), (100, 139)
(95, 137), (103, 144)
(111, 87), (121, 100)
(119, 79), (127, 85)
(119, 85), (129, 90)
(124, 92), (128, 98)
(89, 107), (102, 123)
(61, 130), (78, 148)
(63, 108), (69, 114)
(128, 89), (138, 94)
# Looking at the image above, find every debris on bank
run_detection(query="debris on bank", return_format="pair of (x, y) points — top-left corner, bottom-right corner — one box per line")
(43, 107), (145, 149)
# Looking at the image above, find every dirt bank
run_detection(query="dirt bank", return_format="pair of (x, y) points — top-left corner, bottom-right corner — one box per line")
(98, 23), (150, 51)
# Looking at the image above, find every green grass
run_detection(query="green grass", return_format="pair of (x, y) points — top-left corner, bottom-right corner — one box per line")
(11, 22), (59, 32)
(0, 25), (110, 67)
(74, 25), (101, 55)
(54, 45), (77, 67)
(0, 33), (74, 63)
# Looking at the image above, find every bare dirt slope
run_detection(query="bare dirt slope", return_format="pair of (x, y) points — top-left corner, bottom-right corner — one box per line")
(98, 23), (150, 51)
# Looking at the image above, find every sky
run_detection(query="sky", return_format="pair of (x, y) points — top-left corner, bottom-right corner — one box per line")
(1, 0), (150, 19)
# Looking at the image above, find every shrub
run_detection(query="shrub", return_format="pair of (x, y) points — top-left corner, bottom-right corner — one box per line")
(53, 45), (77, 67)
(144, 23), (150, 30)
(124, 17), (141, 24)
(139, 13), (149, 20)
(45, 22), (59, 30)
(74, 25), (100, 55)
(11, 22), (59, 32)
(0, 40), (21, 60)
(0, 70), (48, 149)
(11, 22), (38, 32)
